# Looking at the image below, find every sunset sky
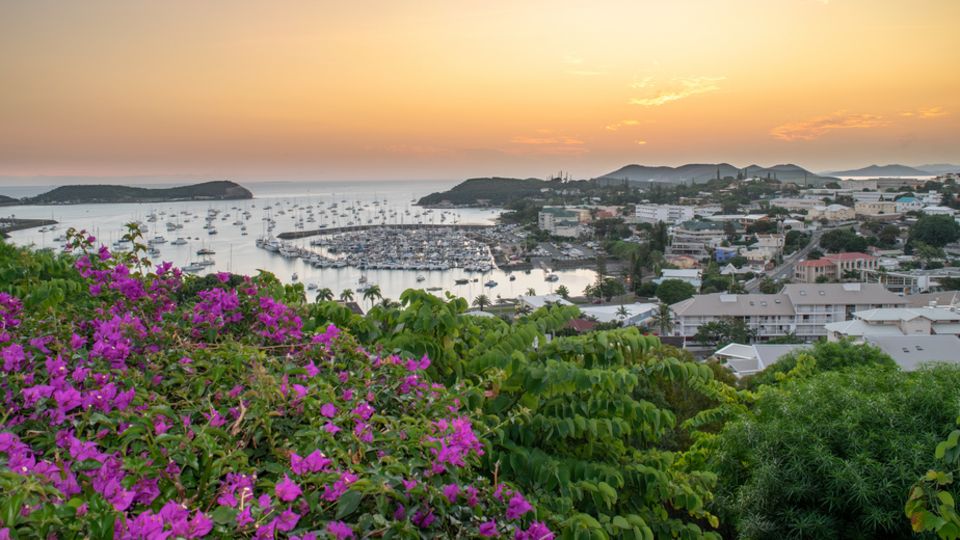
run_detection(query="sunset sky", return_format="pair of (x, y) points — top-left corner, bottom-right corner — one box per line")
(1, 0), (958, 182)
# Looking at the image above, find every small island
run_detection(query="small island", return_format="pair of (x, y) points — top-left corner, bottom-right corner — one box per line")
(418, 177), (592, 207)
(16, 180), (253, 205)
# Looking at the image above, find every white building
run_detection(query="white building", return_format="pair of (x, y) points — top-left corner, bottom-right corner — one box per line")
(824, 306), (960, 341)
(538, 207), (585, 238)
(635, 204), (695, 225)
(783, 283), (908, 340)
(923, 205), (956, 216)
(579, 302), (659, 326)
(653, 268), (702, 289)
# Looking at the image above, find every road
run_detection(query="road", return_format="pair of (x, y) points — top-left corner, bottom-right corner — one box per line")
(745, 227), (825, 292)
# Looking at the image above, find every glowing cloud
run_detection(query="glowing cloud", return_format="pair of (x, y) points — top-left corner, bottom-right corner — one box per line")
(635, 140), (648, 145)
(770, 112), (888, 141)
(629, 76), (725, 107)
(507, 133), (588, 155)
(901, 106), (949, 119)
(605, 119), (641, 131)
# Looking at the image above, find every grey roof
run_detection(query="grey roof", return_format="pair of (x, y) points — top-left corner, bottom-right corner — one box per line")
(713, 343), (808, 376)
(824, 319), (907, 337)
(908, 291), (960, 308)
(754, 344), (810, 366)
(783, 283), (908, 306)
(671, 293), (795, 317)
(865, 335), (960, 371)
(855, 307), (960, 323)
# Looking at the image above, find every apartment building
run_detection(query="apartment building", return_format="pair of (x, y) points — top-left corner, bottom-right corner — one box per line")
(666, 220), (726, 259)
(794, 252), (878, 282)
(783, 283), (908, 340)
(807, 204), (854, 222)
(537, 207), (587, 238)
(669, 282), (908, 344)
(670, 293), (797, 344)
(634, 204), (695, 225)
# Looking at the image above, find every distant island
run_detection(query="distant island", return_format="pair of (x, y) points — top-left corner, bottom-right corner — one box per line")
(9, 180), (253, 205)
(418, 177), (591, 207)
(0, 194), (17, 207)
(596, 162), (837, 186)
(826, 164), (931, 177)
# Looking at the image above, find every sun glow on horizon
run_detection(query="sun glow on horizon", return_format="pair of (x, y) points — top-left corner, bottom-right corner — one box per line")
(1, 0), (958, 181)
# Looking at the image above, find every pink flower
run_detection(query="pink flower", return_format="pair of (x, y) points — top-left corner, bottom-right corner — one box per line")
(275, 475), (302, 502)
(506, 492), (532, 520)
(327, 521), (354, 539)
(321, 403), (337, 418)
(479, 521), (499, 537)
(442, 483), (460, 503)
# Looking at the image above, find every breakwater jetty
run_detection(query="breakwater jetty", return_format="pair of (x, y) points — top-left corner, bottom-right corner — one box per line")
(277, 223), (493, 240)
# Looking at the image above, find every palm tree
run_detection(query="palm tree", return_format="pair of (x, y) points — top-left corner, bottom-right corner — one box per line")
(651, 303), (674, 335)
(315, 287), (334, 302)
(556, 285), (570, 299)
(339, 288), (354, 302)
(616, 305), (630, 322)
(362, 285), (382, 309)
(526, 288), (536, 296)
(472, 294), (491, 311)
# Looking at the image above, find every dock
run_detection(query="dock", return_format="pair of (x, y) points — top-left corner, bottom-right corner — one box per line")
(0, 218), (58, 238)
(277, 223), (493, 240)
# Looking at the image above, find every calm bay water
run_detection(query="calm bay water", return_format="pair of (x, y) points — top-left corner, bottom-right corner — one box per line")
(2, 180), (597, 304)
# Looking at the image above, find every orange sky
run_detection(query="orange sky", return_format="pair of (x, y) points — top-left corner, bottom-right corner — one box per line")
(1, 0), (958, 181)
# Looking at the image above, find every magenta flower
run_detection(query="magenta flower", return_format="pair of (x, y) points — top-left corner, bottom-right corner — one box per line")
(275, 475), (302, 502)
(320, 403), (337, 418)
(506, 492), (533, 520)
(479, 521), (499, 537)
(326, 521), (354, 539)
(442, 483), (460, 503)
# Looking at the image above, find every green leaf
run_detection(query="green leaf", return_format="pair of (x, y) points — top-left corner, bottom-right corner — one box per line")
(336, 489), (363, 519)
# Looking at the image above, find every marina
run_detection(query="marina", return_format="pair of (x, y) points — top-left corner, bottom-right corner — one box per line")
(1, 180), (598, 303)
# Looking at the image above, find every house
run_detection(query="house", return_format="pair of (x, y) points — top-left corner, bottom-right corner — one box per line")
(713, 343), (809, 377)
(863, 335), (960, 371)
(824, 306), (960, 341)
(783, 283), (908, 340)
(923, 205), (957, 216)
(579, 302), (659, 326)
(855, 200), (900, 220)
(654, 268), (702, 289)
(518, 294), (574, 310)
(769, 198), (823, 211)
(807, 204), (854, 222)
(794, 252), (878, 282)
(634, 204), (695, 225)
(895, 196), (924, 213)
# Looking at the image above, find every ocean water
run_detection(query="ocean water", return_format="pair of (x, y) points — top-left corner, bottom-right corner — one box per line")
(2, 180), (597, 304)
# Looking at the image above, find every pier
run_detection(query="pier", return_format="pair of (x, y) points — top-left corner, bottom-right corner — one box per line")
(277, 223), (493, 240)
(0, 218), (58, 238)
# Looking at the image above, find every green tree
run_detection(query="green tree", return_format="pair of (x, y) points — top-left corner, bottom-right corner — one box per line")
(744, 338), (896, 388)
(555, 284), (570, 299)
(361, 284), (382, 309)
(911, 214), (960, 247)
(758, 277), (780, 294)
(915, 241), (947, 268)
(651, 303), (674, 335)
(472, 294), (490, 311)
(655, 279), (696, 305)
(820, 228), (868, 253)
(693, 317), (755, 346)
(314, 287), (334, 302)
(615, 304), (630, 321)
(712, 365), (960, 539)
(339, 288), (354, 302)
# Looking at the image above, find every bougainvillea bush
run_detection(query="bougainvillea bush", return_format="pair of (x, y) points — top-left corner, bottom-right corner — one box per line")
(0, 230), (551, 539)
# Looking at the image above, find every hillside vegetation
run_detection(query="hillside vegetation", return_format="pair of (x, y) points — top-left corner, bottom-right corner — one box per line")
(2, 226), (960, 539)
(23, 180), (252, 205)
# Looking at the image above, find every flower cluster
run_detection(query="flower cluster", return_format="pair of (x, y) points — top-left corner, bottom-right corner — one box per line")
(0, 234), (552, 539)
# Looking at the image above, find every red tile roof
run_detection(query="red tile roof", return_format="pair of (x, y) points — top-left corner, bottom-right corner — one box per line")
(798, 259), (834, 267)
(823, 252), (876, 262)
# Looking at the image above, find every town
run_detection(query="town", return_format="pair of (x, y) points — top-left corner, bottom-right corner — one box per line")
(420, 169), (960, 376)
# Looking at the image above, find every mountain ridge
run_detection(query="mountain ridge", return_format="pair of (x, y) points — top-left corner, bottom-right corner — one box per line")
(16, 180), (253, 205)
(596, 163), (835, 186)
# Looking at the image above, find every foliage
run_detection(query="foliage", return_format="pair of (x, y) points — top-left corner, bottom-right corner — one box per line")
(906, 417), (960, 538)
(0, 231), (552, 539)
(712, 365), (960, 539)
(757, 278), (779, 294)
(584, 278), (626, 302)
(742, 338), (896, 389)
(819, 228), (868, 253)
(655, 280), (696, 306)
(692, 318), (755, 347)
(910, 214), (960, 248)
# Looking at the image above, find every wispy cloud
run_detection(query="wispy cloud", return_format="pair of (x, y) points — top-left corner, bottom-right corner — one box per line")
(629, 76), (725, 107)
(900, 106), (949, 119)
(635, 140), (648, 145)
(605, 119), (641, 131)
(507, 132), (588, 155)
(770, 111), (888, 141)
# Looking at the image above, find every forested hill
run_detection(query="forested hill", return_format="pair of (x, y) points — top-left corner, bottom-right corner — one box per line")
(417, 177), (591, 206)
(0, 194), (17, 206)
(22, 180), (253, 204)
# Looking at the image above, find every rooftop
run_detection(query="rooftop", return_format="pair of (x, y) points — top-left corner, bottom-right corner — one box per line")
(783, 283), (907, 305)
(855, 307), (960, 323)
(864, 335), (960, 371)
(671, 293), (795, 317)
